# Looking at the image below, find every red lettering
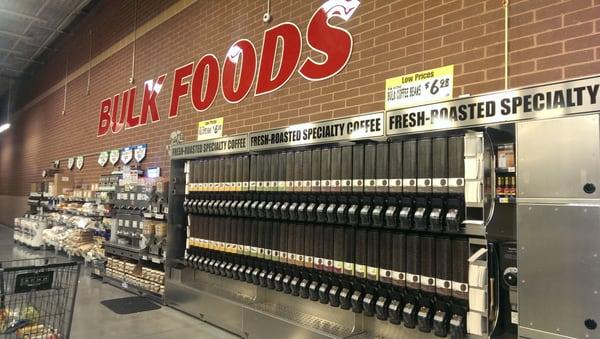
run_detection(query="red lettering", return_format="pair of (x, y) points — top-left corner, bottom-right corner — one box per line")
(97, 98), (111, 137)
(169, 63), (193, 118)
(140, 74), (167, 125)
(110, 94), (120, 132)
(191, 54), (220, 112)
(126, 87), (139, 128)
(298, 1), (358, 81)
(97, 0), (359, 137)
(111, 88), (132, 134)
(255, 23), (302, 96)
(222, 39), (257, 103)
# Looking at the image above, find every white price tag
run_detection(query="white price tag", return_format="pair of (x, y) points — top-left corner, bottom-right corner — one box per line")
(511, 311), (518, 324)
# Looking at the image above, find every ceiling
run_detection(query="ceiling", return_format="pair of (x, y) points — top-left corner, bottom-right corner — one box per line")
(0, 0), (95, 99)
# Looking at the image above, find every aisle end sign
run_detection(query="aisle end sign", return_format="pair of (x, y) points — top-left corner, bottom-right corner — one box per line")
(385, 65), (454, 110)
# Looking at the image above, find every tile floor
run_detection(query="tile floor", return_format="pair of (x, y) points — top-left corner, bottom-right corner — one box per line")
(0, 224), (238, 339)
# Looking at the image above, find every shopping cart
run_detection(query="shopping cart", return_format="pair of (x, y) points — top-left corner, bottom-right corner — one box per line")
(0, 258), (80, 338)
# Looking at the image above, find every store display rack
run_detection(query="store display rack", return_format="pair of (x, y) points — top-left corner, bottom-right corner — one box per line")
(101, 178), (169, 303)
(103, 275), (164, 304)
(164, 114), (517, 339)
(16, 171), (171, 306)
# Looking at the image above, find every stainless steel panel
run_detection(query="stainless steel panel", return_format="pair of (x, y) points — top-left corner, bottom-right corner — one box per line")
(166, 268), (496, 338)
(165, 279), (245, 336)
(517, 204), (600, 339)
(259, 291), (359, 331)
(365, 319), (447, 339)
(516, 115), (600, 199)
(166, 269), (363, 338)
(519, 326), (579, 339)
(243, 310), (331, 339)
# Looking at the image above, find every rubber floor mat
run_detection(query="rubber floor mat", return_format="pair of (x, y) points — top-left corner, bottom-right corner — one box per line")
(100, 296), (161, 315)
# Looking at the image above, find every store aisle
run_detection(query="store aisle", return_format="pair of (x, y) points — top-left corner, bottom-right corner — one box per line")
(0, 225), (239, 339)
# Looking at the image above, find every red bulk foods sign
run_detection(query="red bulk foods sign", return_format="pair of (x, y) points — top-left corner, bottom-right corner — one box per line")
(97, 0), (361, 137)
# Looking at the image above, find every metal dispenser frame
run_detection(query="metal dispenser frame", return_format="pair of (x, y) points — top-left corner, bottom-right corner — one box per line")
(165, 130), (496, 338)
(165, 75), (600, 339)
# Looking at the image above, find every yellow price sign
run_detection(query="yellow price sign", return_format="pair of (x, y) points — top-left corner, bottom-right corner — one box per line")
(197, 117), (224, 141)
(385, 65), (454, 110)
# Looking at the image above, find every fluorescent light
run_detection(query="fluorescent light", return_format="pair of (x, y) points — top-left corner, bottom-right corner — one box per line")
(0, 123), (10, 133)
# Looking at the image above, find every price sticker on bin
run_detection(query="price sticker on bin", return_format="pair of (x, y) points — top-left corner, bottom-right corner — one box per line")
(385, 65), (454, 110)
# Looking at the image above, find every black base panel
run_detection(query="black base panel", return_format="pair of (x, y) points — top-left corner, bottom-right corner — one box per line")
(100, 296), (161, 315)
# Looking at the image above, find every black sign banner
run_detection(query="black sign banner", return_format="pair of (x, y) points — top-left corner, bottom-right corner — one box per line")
(387, 75), (600, 135)
(249, 112), (384, 151)
(171, 135), (249, 159)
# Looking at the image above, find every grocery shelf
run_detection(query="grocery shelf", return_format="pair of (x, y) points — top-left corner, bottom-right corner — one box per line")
(103, 275), (164, 304)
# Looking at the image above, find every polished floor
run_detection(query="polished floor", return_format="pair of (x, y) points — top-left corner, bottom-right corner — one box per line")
(0, 225), (238, 339)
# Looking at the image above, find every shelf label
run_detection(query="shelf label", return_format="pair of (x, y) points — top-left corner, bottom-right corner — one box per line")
(511, 311), (518, 324)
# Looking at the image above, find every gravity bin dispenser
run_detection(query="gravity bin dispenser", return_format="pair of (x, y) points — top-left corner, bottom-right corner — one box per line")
(165, 126), (520, 339)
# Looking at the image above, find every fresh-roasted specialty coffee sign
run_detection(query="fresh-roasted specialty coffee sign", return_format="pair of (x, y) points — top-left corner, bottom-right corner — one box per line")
(171, 135), (249, 159)
(249, 112), (384, 150)
(97, 0), (361, 137)
(387, 75), (600, 135)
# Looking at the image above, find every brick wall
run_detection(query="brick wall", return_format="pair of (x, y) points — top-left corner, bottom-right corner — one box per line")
(2, 0), (600, 200)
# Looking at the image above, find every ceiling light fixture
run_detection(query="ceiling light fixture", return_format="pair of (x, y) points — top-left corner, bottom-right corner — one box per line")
(1, 80), (11, 134)
(0, 123), (10, 133)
